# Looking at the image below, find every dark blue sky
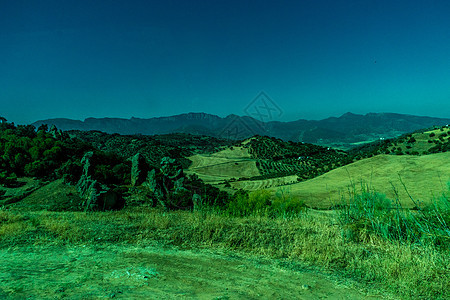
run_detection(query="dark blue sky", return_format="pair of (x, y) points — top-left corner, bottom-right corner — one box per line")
(1, 0), (450, 124)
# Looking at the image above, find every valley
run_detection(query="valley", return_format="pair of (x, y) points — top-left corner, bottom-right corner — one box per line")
(0, 118), (449, 299)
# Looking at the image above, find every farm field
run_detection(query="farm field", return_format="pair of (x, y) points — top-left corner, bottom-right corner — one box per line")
(231, 174), (299, 190)
(186, 136), (349, 186)
(186, 146), (260, 183)
(185, 133), (449, 209)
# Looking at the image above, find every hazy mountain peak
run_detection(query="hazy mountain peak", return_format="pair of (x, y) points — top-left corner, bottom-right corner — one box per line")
(33, 112), (450, 149)
(340, 112), (362, 118)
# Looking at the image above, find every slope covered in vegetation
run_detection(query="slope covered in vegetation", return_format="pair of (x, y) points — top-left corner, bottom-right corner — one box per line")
(349, 125), (450, 159)
(245, 136), (349, 180)
(68, 130), (233, 169)
(0, 119), (231, 211)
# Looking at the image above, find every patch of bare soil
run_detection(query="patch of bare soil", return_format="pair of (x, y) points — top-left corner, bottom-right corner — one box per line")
(0, 244), (386, 299)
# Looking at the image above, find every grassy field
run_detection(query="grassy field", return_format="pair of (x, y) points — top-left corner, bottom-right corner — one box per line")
(264, 152), (450, 208)
(0, 242), (373, 299)
(186, 146), (260, 184)
(2, 124), (449, 298)
(0, 202), (448, 299)
(187, 146), (450, 209)
(1, 160), (449, 299)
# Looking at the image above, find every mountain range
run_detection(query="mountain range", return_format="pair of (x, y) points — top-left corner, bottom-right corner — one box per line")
(33, 112), (450, 149)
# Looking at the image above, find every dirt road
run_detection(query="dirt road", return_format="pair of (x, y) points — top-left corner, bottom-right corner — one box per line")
(0, 244), (385, 299)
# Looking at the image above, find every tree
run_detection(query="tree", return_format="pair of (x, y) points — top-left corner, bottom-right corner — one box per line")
(16, 125), (36, 138)
(37, 124), (48, 132)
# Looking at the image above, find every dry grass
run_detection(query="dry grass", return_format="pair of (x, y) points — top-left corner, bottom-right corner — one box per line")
(210, 145), (251, 158)
(270, 152), (450, 208)
(187, 150), (260, 183)
(0, 206), (448, 299)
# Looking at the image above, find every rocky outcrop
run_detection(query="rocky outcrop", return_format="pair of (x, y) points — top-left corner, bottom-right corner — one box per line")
(192, 193), (202, 210)
(76, 151), (119, 211)
(131, 153), (149, 186)
(140, 157), (191, 209)
(160, 157), (186, 193)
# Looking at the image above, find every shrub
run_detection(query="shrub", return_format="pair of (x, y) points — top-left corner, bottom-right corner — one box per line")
(0, 171), (18, 187)
(271, 190), (306, 217)
(24, 160), (53, 178)
(226, 189), (306, 218)
(165, 189), (193, 210)
(226, 190), (271, 217)
(57, 159), (82, 184)
(88, 151), (131, 185)
(337, 185), (450, 247)
(184, 174), (230, 208)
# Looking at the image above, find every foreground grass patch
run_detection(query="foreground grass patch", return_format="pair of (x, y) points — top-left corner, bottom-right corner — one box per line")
(0, 205), (448, 299)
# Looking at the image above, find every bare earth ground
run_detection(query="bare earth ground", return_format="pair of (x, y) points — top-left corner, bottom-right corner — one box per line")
(0, 244), (385, 300)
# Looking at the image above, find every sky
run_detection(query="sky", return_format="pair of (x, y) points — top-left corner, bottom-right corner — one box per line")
(1, 0), (450, 125)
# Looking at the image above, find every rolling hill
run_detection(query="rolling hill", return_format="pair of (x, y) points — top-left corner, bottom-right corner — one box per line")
(259, 152), (450, 209)
(349, 125), (450, 158)
(185, 136), (349, 186)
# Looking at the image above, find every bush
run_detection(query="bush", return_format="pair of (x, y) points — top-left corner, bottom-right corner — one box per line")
(338, 185), (450, 247)
(57, 159), (82, 184)
(271, 192), (306, 217)
(165, 189), (193, 210)
(0, 171), (19, 187)
(226, 190), (271, 217)
(88, 151), (131, 185)
(226, 189), (306, 218)
(184, 174), (230, 208)
(407, 137), (416, 143)
(24, 160), (53, 178)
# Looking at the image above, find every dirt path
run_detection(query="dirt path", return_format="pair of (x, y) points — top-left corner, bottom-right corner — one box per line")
(0, 244), (386, 299)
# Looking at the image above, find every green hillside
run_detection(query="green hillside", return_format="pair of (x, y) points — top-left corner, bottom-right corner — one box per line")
(266, 152), (450, 208)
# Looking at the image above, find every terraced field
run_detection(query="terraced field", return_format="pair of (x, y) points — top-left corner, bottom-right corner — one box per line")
(186, 137), (348, 186)
(231, 175), (298, 190)
(246, 136), (348, 179)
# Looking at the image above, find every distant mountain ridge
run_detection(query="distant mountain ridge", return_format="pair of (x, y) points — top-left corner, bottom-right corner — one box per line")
(33, 112), (450, 149)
